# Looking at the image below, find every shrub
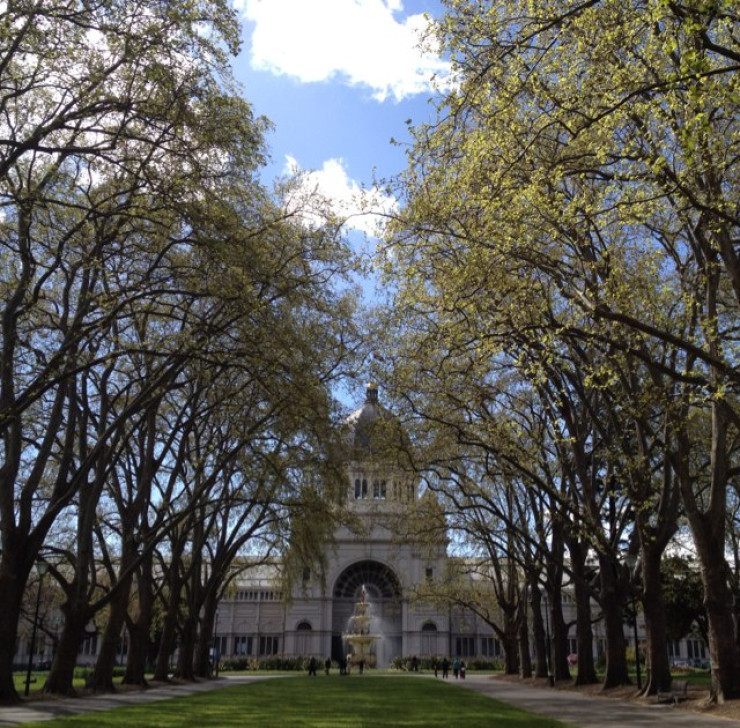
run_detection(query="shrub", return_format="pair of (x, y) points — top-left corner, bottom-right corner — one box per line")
(390, 656), (407, 670)
(467, 658), (503, 671)
(220, 655), (311, 671)
(220, 657), (250, 672)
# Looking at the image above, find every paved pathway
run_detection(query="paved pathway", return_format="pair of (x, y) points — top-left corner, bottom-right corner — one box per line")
(2, 673), (740, 727)
(456, 674), (740, 727)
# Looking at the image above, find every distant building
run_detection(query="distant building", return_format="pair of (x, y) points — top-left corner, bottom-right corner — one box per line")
(215, 383), (468, 666)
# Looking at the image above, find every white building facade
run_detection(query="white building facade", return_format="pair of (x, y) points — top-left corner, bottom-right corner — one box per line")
(214, 384), (456, 666)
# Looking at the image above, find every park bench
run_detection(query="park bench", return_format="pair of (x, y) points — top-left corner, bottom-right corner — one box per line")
(657, 679), (689, 704)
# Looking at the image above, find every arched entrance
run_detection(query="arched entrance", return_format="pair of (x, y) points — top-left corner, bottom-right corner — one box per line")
(332, 560), (402, 667)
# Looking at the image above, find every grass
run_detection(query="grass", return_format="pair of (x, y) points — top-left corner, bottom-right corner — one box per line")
(18, 675), (578, 728)
(13, 672), (91, 693)
(672, 669), (712, 689)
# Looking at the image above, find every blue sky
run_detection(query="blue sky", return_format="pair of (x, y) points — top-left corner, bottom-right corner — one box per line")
(231, 0), (450, 237)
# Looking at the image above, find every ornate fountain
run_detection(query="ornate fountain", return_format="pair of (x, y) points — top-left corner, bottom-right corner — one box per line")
(342, 585), (381, 669)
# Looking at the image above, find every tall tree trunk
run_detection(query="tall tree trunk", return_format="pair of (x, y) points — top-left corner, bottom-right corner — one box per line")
(44, 524), (99, 694)
(639, 546), (671, 695)
(0, 547), (32, 703)
(175, 615), (197, 681)
(568, 538), (597, 685)
(675, 404), (740, 702)
(123, 617), (150, 687)
(598, 554), (629, 688)
(194, 600), (215, 679)
(154, 536), (187, 681)
(46, 422), (105, 697)
(44, 599), (91, 696)
(625, 402), (681, 696)
(153, 576), (182, 682)
(517, 587), (532, 679)
(550, 583), (571, 682)
(193, 610), (212, 678)
(123, 559), (154, 686)
(529, 579), (548, 679)
(501, 612), (520, 675)
(153, 623), (177, 682)
(88, 552), (135, 692)
(693, 517), (740, 701)
(547, 518), (570, 682)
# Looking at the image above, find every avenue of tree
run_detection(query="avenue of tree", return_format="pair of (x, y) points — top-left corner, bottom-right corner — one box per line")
(4, 0), (740, 711)
(377, 0), (740, 704)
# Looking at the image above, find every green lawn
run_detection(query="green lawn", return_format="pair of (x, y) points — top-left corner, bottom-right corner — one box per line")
(19, 675), (577, 728)
(13, 672), (90, 693)
(672, 669), (712, 689)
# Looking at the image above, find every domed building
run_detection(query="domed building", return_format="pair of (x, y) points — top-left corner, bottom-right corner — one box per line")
(212, 384), (497, 667)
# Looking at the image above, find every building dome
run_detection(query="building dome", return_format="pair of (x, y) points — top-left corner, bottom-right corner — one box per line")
(344, 383), (407, 460)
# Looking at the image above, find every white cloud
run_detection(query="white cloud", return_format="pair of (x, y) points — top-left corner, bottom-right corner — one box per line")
(235, 0), (451, 102)
(283, 155), (397, 235)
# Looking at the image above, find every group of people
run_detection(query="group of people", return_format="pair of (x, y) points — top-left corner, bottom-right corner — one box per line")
(432, 656), (466, 680)
(307, 655), (364, 676)
(307, 656), (332, 676)
(308, 654), (467, 679)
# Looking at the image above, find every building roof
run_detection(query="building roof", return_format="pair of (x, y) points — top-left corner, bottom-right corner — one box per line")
(343, 383), (408, 460)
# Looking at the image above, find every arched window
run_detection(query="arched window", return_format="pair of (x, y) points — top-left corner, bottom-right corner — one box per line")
(421, 621), (438, 656)
(362, 479), (368, 498)
(333, 560), (401, 600)
(355, 479), (361, 499)
(296, 621), (312, 655)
